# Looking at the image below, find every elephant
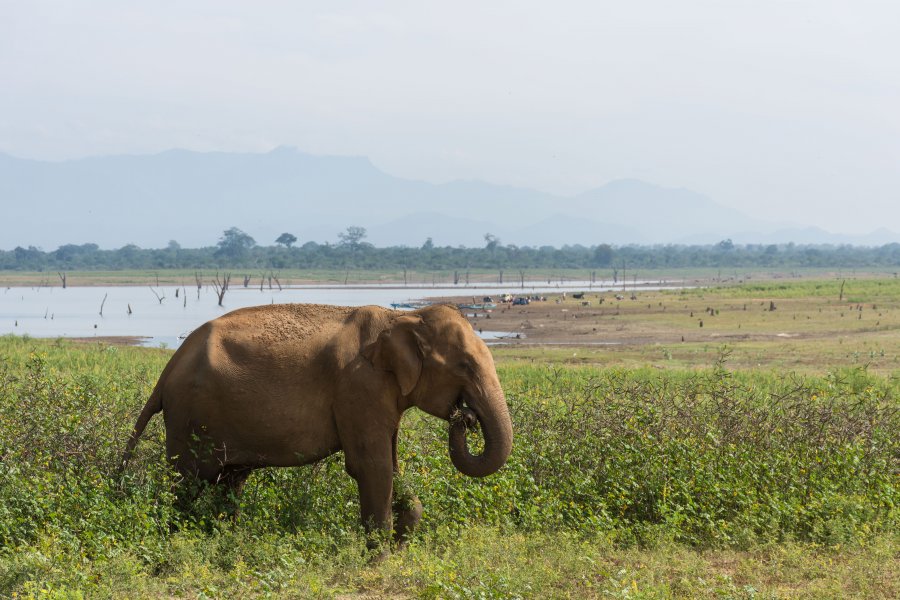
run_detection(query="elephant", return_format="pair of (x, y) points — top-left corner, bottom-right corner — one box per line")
(120, 302), (512, 553)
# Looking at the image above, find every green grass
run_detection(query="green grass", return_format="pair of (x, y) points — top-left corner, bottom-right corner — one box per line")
(491, 276), (900, 374)
(6, 267), (898, 288)
(0, 336), (897, 597)
(2, 268), (434, 287)
(674, 277), (900, 301)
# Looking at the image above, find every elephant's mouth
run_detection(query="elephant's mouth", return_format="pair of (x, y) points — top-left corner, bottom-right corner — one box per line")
(449, 396), (478, 430)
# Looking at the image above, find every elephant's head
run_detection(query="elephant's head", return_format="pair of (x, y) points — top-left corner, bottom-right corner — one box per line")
(363, 304), (512, 477)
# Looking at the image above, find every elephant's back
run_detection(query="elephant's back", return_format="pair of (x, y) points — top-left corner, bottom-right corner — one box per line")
(212, 303), (356, 346)
(160, 305), (357, 468)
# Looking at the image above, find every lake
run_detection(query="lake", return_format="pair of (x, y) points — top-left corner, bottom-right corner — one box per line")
(1, 280), (679, 348)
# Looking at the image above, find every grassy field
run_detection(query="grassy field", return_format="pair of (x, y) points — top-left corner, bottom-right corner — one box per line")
(493, 277), (900, 375)
(3, 267), (898, 288)
(1, 268), (422, 287)
(0, 279), (898, 598)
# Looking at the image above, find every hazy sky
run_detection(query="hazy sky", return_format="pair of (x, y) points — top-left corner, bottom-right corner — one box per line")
(2, 1), (898, 234)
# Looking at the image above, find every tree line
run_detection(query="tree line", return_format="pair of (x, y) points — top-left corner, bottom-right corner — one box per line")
(3, 227), (900, 272)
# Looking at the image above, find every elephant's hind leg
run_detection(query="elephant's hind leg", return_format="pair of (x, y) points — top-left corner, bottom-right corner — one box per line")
(216, 466), (252, 521)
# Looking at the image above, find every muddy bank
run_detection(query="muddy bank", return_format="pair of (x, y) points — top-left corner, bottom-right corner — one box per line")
(428, 292), (651, 345)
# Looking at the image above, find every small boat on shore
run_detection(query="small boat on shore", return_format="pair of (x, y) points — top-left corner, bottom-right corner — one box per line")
(390, 301), (432, 310)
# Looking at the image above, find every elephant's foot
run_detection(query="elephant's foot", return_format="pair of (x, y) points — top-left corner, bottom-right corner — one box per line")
(393, 494), (423, 547)
(368, 546), (391, 564)
(216, 467), (251, 522)
(363, 520), (394, 563)
(172, 477), (204, 514)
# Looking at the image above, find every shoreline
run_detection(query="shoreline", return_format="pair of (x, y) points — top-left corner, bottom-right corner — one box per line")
(3, 267), (886, 289)
(67, 335), (152, 346)
(9, 276), (900, 375)
(2, 279), (699, 291)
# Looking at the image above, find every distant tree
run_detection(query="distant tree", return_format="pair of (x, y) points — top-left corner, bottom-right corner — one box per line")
(338, 226), (368, 248)
(216, 227), (256, 261)
(275, 232), (298, 248)
(5, 234), (898, 273)
(717, 238), (735, 251)
(591, 244), (613, 267)
(14, 246), (43, 262)
(55, 243), (99, 264)
(117, 244), (141, 263)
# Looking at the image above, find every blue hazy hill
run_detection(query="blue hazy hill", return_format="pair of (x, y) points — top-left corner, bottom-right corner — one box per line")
(1, 148), (893, 249)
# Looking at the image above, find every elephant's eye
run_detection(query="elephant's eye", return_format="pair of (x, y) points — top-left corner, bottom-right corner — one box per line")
(458, 361), (475, 375)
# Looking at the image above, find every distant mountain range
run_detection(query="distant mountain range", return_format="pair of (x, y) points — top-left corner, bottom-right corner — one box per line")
(1, 147), (896, 249)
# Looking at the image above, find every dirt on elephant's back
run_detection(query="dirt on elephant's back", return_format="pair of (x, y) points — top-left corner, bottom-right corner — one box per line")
(223, 303), (356, 344)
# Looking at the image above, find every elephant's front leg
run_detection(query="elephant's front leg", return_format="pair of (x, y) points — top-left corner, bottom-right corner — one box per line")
(344, 438), (395, 558)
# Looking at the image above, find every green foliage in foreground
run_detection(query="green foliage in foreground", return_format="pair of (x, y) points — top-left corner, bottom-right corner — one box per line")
(0, 336), (897, 597)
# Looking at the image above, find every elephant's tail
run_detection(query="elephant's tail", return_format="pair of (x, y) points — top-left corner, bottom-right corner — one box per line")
(118, 385), (163, 475)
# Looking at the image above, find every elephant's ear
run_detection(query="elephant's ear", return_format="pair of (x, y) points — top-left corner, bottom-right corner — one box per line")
(362, 315), (427, 396)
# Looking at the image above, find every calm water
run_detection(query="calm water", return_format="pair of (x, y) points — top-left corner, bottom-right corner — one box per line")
(1, 280), (678, 348)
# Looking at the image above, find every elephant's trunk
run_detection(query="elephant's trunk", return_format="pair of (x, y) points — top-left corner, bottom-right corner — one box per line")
(448, 386), (512, 478)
